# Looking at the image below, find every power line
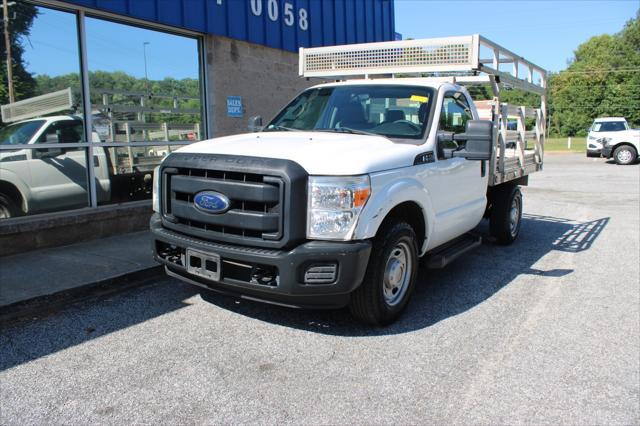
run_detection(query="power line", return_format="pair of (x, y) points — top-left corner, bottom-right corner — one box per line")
(555, 68), (640, 74)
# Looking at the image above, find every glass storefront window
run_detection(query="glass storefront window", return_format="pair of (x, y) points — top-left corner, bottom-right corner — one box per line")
(0, 3), (205, 220)
(1, 5), (89, 219)
(85, 16), (203, 206)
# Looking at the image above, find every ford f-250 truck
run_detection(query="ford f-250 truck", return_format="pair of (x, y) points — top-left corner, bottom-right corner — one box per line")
(1, 115), (166, 218)
(151, 35), (548, 325)
(0, 115), (111, 218)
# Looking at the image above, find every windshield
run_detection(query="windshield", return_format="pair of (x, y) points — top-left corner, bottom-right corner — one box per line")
(592, 121), (626, 132)
(0, 120), (46, 145)
(266, 85), (434, 139)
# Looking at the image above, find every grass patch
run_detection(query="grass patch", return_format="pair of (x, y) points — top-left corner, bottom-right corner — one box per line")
(545, 137), (586, 152)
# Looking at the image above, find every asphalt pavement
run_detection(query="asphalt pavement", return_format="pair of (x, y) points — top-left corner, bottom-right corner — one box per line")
(1, 153), (638, 424)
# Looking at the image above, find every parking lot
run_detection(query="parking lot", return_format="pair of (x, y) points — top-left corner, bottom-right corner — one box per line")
(1, 153), (638, 424)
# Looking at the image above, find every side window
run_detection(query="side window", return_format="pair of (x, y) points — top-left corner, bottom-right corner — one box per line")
(438, 92), (473, 158)
(38, 120), (85, 144)
(439, 93), (473, 134)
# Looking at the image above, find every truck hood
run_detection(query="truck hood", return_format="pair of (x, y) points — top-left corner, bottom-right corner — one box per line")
(176, 131), (419, 175)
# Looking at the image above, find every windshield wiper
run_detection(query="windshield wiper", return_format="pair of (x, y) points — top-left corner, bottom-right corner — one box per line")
(318, 127), (381, 137)
(264, 125), (301, 132)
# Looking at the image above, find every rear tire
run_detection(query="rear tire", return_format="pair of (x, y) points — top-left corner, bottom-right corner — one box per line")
(613, 145), (637, 165)
(349, 221), (418, 326)
(489, 184), (522, 245)
(0, 193), (21, 219)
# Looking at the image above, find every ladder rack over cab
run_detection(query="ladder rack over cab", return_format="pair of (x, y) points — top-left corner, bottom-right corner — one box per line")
(299, 34), (548, 186)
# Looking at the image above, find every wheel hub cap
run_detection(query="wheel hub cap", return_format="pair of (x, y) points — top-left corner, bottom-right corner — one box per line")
(509, 197), (521, 236)
(618, 150), (632, 162)
(383, 242), (412, 306)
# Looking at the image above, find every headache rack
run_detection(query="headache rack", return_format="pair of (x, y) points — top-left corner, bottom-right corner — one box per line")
(299, 35), (548, 186)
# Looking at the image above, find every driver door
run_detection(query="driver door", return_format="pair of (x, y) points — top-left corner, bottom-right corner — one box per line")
(27, 120), (89, 212)
(424, 91), (488, 247)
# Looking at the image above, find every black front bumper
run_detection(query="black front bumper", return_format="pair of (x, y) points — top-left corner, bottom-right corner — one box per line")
(150, 214), (371, 309)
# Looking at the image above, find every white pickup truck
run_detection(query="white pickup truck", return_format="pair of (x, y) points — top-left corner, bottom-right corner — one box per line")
(151, 35), (547, 325)
(0, 115), (111, 218)
(588, 117), (640, 165)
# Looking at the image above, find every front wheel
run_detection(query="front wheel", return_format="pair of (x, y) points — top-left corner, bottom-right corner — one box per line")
(0, 193), (21, 219)
(349, 221), (419, 326)
(613, 145), (637, 165)
(489, 185), (523, 245)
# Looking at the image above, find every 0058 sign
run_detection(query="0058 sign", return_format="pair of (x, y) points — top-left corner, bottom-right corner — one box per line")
(249, 0), (308, 30)
(215, 0), (308, 31)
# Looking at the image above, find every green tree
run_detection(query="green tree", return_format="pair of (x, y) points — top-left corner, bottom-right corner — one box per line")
(550, 10), (640, 136)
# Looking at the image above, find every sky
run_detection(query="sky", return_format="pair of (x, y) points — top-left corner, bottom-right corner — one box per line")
(395, 0), (638, 73)
(20, 1), (639, 79)
(22, 6), (200, 80)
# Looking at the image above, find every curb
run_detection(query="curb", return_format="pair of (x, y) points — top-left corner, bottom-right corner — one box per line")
(0, 265), (165, 326)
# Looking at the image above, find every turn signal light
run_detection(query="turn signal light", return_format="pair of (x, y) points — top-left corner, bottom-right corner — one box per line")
(354, 188), (370, 207)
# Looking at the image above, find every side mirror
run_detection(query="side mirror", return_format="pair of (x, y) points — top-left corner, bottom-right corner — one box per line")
(45, 133), (60, 144)
(437, 131), (457, 159)
(35, 147), (63, 159)
(452, 120), (493, 161)
(248, 115), (263, 132)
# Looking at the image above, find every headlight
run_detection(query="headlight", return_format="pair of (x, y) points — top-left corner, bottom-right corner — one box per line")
(152, 166), (161, 213)
(307, 175), (371, 240)
(588, 136), (597, 140)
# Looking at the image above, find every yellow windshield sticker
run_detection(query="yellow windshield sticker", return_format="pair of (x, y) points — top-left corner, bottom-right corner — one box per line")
(410, 95), (429, 103)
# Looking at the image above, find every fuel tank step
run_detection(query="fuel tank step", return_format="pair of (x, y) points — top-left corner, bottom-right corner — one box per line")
(424, 233), (482, 269)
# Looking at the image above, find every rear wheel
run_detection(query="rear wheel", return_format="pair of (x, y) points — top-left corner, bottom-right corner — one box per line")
(613, 145), (637, 165)
(0, 193), (21, 219)
(489, 184), (522, 245)
(349, 221), (418, 326)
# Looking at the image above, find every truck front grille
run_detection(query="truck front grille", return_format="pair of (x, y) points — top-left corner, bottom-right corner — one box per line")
(164, 168), (283, 243)
(159, 153), (308, 249)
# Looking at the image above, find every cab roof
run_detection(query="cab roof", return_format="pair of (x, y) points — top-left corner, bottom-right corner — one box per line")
(593, 117), (626, 122)
(16, 115), (81, 124)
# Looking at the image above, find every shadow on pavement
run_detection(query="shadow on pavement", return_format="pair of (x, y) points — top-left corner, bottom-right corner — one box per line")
(0, 215), (609, 370)
(199, 215), (610, 336)
(0, 280), (198, 372)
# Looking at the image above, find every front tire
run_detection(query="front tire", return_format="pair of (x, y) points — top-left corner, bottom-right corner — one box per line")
(0, 193), (21, 219)
(613, 145), (637, 165)
(489, 184), (523, 245)
(349, 221), (419, 326)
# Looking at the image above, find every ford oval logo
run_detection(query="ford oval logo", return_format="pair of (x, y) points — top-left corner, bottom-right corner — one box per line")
(193, 191), (230, 214)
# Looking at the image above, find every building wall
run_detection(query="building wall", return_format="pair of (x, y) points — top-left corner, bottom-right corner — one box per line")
(62, 0), (395, 52)
(206, 35), (313, 137)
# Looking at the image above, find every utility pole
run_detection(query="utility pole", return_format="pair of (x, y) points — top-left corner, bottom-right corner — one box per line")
(142, 41), (150, 125)
(143, 41), (150, 95)
(3, 0), (15, 103)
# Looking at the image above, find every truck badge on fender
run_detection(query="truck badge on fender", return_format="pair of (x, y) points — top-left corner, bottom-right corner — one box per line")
(193, 191), (230, 214)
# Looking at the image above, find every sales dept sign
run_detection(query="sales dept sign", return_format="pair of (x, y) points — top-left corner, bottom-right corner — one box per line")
(226, 96), (243, 117)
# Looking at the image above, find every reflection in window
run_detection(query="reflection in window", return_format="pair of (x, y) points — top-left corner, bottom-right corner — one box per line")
(440, 93), (473, 134)
(86, 17), (202, 145)
(0, 120), (46, 145)
(85, 17), (203, 206)
(0, 5), (89, 218)
(268, 85), (432, 139)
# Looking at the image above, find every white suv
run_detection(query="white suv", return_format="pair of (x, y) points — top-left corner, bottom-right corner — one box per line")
(587, 117), (640, 164)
